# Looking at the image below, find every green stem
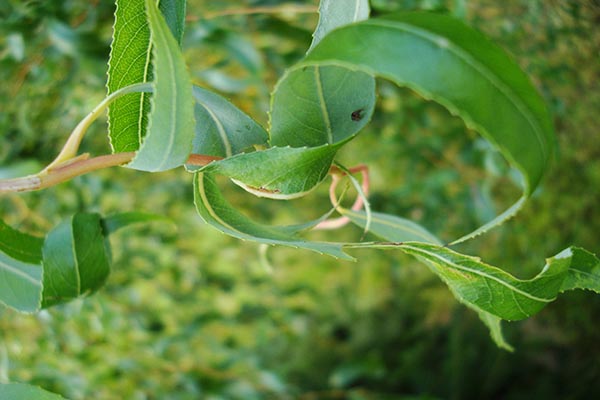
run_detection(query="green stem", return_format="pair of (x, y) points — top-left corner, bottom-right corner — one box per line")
(45, 82), (153, 171)
(0, 82), (157, 194)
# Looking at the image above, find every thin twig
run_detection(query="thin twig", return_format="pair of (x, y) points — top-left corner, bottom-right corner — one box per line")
(315, 164), (369, 230)
(187, 4), (318, 21)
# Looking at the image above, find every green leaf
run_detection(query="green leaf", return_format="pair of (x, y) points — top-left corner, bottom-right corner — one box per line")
(42, 213), (110, 308)
(0, 218), (43, 263)
(158, 0), (187, 45)
(309, 0), (370, 51)
(200, 0), (375, 201)
(107, 0), (187, 153)
(0, 219), (43, 312)
(340, 208), (442, 244)
(1, 211), (166, 313)
(187, 85), (268, 163)
(394, 243), (600, 349)
(221, 0), (376, 199)
(269, 66), (375, 147)
(400, 242), (564, 321)
(39, 211), (165, 308)
(200, 144), (339, 199)
(0, 383), (67, 400)
(107, 0), (153, 152)
(559, 247), (600, 293)
(0, 253), (42, 312)
(301, 12), (555, 242)
(194, 172), (353, 260)
(128, 0), (195, 171)
(270, 0), (374, 148)
(399, 243), (600, 321)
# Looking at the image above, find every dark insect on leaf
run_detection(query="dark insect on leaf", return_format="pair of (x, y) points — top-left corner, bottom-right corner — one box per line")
(351, 108), (364, 121)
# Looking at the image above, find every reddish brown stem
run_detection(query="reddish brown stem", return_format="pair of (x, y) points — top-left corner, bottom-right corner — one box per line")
(315, 164), (370, 230)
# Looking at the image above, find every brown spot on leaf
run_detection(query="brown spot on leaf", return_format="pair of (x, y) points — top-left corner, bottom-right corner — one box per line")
(351, 108), (364, 122)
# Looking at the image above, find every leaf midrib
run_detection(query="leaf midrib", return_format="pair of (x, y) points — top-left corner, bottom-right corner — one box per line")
(313, 66), (333, 144)
(0, 256), (41, 286)
(352, 0), (362, 21)
(342, 209), (440, 243)
(196, 100), (233, 157)
(150, 1), (179, 170)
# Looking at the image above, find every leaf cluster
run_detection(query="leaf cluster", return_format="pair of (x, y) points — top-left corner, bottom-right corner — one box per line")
(1, 0), (599, 398)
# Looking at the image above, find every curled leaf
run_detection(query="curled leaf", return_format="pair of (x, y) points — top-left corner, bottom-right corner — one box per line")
(301, 12), (555, 242)
(194, 172), (353, 260)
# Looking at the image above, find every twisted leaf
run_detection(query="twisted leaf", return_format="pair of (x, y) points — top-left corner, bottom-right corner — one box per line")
(301, 12), (555, 242)
(397, 242), (600, 349)
(42, 213), (110, 308)
(194, 172), (353, 260)
(0, 213), (161, 312)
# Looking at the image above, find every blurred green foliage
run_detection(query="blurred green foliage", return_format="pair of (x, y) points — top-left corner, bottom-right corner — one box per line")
(0, 0), (599, 399)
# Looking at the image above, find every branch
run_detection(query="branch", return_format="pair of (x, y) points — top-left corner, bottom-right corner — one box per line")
(187, 4), (318, 21)
(0, 153), (223, 194)
(0, 82), (220, 194)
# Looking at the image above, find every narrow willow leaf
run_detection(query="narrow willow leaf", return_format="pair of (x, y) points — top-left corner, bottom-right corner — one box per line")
(42, 211), (164, 308)
(42, 213), (110, 308)
(309, 0), (370, 51)
(0, 213), (162, 312)
(200, 144), (339, 199)
(301, 12), (555, 243)
(0, 219), (43, 312)
(398, 242), (593, 321)
(194, 172), (353, 260)
(107, 0), (152, 152)
(187, 86), (268, 165)
(0, 383), (67, 400)
(340, 208), (442, 244)
(107, 0), (187, 153)
(128, 0), (195, 171)
(394, 243), (600, 349)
